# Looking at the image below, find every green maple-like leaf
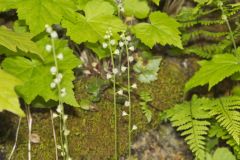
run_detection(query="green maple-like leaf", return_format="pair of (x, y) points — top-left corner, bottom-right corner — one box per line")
(62, 0), (126, 44)
(124, 0), (150, 19)
(2, 38), (81, 107)
(133, 57), (162, 83)
(0, 0), (76, 34)
(0, 69), (25, 117)
(0, 26), (41, 59)
(185, 54), (240, 91)
(132, 11), (182, 48)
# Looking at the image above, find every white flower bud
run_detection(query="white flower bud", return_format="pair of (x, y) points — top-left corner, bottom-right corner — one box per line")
(45, 44), (52, 52)
(119, 41), (124, 47)
(91, 62), (98, 68)
(46, 26), (52, 33)
(126, 36), (131, 41)
(121, 66), (127, 72)
(128, 56), (134, 62)
(57, 53), (64, 60)
(106, 73), (112, 79)
(50, 31), (58, 39)
(110, 40), (115, 45)
(117, 89), (123, 95)
(54, 77), (61, 84)
(122, 111), (128, 116)
(57, 73), (63, 80)
(60, 88), (66, 97)
(120, 7), (125, 12)
(50, 82), (56, 89)
(131, 83), (137, 89)
(64, 130), (70, 136)
(63, 115), (68, 121)
(129, 46), (134, 51)
(52, 113), (58, 118)
(50, 66), (57, 75)
(83, 70), (91, 75)
(114, 49), (120, 55)
(102, 42), (108, 48)
(112, 68), (118, 75)
(132, 125), (137, 130)
(124, 101), (130, 107)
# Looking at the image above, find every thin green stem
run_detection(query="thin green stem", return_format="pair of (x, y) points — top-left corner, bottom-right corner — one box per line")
(109, 41), (118, 160)
(125, 44), (132, 157)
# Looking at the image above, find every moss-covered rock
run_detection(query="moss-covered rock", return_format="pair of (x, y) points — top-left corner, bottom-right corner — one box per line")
(1, 57), (191, 159)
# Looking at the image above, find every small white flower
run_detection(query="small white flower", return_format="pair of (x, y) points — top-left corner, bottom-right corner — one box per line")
(110, 40), (115, 45)
(56, 105), (62, 113)
(132, 125), (137, 131)
(91, 62), (98, 68)
(117, 89), (123, 95)
(57, 73), (63, 80)
(60, 88), (66, 97)
(120, 7), (125, 12)
(54, 77), (61, 84)
(112, 68), (118, 75)
(52, 113), (58, 118)
(124, 101), (130, 107)
(120, 33), (125, 39)
(128, 56), (134, 62)
(64, 130), (70, 136)
(104, 35), (110, 39)
(126, 36), (131, 41)
(131, 83), (137, 89)
(119, 41), (124, 47)
(114, 49), (120, 55)
(45, 44), (52, 52)
(63, 115), (68, 121)
(129, 46), (134, 51)
(57, 145), (62, 150)
(50, 82), (56, 89)
(67, 158), (72, 160)
(102, 42), (108, 48)
(106, 73), (112, 79)
(57, 53), (64, 60)
(83, 70), (91, 75)
(121, 66), (127, 72)
(122, 111), (128, 116)
(50, 66), (57, 75)
(46, 26), (52, 33)
(50, 31), (58, 39)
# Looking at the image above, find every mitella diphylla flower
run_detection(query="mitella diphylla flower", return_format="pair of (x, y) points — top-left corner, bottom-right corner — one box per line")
(124, 101), (130, 107)
(45, 44), (52, 52)
(57, 53), (64, 60)
(117, 89), (123, 95)
(131, 83), (137, 89)
(132, 125), (137, 131)
(122, 111), (128, 116)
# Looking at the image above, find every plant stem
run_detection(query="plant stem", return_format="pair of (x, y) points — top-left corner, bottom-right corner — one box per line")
(50, 109), (58, 160)
(51, 38), (70, 160)
(125, 44), (132, 157)
(8, 118), (21, 160)
(109, 41), (118, 160)
(26, 105), (32, 160)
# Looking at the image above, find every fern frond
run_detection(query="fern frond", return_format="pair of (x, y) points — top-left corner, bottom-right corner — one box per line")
(209, 123), (240, 159)
(167, 96), (211, 159)
(206, 96), (240, 145)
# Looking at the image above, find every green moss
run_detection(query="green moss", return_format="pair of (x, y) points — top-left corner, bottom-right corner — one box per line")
(2, 57), (186, 159)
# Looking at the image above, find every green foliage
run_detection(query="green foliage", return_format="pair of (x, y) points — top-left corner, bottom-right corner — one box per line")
(124, 0), (150, 19)
(0, 69), (25, 117)
(205, 96), (240, 145)
(139, 91), (153, 123)
(166, 96), (211, 159)
(151, 0), (160, 6)
(0, 26), (41, 59)
(2, 38), (81, 107)
(206, 147), (236, 160)
(132, 12), (183, 48)
(62, 0), (125, 44)
(0, 0), (77, 35)
(185, 54), (240, 91)
(133, 57), (162, 83)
